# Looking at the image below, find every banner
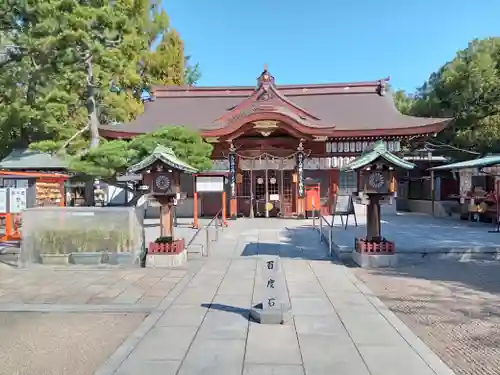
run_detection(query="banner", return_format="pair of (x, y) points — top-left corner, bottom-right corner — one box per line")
(228, 153), (237, 198)
(296, 152), (305, 198)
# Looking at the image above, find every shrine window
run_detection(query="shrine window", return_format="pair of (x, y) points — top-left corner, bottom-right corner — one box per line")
(339, 171), (357, 195)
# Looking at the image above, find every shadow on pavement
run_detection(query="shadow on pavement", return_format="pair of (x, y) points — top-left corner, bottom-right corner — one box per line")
(239, 225), (334, 261)
(200, 303), (250, 319)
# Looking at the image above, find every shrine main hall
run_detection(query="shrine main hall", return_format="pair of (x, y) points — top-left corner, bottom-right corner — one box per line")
(100, 68), (450, 218)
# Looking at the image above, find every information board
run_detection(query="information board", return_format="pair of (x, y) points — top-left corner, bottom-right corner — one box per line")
(196, 176), (225, 192)
(332, 194), (357, 230)
(9, 188), (27, 213)
(0, 188), (7, 213)
(333, 195), (354, 215)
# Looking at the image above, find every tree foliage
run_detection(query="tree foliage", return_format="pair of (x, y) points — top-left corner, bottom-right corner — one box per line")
(70, 126), (213, 177)
(393, 38), (500, 153)
(0, 0), (202, 169)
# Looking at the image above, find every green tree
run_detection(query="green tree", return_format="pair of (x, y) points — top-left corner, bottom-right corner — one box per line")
(392, 89), (416, 115)
(0, 0), (199, 158)
(407, 38), (500, 153)
(70, 126), (213, 177)
(184, 55), (201, 86)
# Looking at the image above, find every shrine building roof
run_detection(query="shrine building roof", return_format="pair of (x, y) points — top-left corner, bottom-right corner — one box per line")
(343, 141), (416, 171)
(128, 145), (198, 174)
(100, 68), (451, 140)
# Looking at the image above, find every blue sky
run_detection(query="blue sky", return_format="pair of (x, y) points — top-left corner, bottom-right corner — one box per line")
(164, 0), (499, 93)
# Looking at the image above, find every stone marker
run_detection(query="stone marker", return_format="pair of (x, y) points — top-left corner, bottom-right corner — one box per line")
(250, 256), (292, 324)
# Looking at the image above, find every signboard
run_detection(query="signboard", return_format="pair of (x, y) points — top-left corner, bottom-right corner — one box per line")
(116, 173), (142, 182)
(333, 195), (357, 230)
(196, 176), (225, 192)
(334, 195), (354, 215)
(9, 188), (27, 213)
(0, 188), (7, 213)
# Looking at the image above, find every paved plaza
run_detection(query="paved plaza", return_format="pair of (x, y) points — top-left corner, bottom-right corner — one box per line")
(98, 218), (454, 375)
(325, 209), (500, 255)
(3, 215), (499, 374)
(353, 258), (500, 375)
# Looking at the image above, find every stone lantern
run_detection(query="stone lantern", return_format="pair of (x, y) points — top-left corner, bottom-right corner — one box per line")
(342, 141), (415, 267)
(128, 146), (197, 267)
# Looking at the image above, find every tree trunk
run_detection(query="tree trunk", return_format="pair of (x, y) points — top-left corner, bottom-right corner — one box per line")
(86, 55), (100, 150)
(84, 55), (99, 206)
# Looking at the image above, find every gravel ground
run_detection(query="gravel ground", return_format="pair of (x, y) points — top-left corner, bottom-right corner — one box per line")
(352, 259), (500, 375)
(0, 312), (145, 375)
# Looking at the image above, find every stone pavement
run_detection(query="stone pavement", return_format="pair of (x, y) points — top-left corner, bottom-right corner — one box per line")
(96, 219), (457, 375)
(318, 210), (500, 259)
(0, 267), (189, 308)
(353, 258), (500, 375)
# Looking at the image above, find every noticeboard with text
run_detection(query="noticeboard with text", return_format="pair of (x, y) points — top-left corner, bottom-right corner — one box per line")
(333, 195), (354, 215)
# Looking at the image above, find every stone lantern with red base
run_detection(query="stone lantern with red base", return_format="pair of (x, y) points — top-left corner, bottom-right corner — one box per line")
(342, 141), (415, 268)
(128, 146), (198, 267)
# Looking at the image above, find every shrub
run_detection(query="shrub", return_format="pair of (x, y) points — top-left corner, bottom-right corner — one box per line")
(34, 228), (134, 255)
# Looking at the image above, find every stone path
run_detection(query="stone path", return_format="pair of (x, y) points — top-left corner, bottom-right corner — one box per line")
(353, 258), (500, 375)
(97, 219), (456, 375)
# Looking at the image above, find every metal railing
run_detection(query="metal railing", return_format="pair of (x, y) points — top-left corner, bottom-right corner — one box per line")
(186, 209), (224, 257)
(311, 206), (334, 257)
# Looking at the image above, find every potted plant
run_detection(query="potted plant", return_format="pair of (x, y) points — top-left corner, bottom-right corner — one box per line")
(69, 229), (105, 265)
(105, 229), (134, 265)
(37, 230), (71, 265)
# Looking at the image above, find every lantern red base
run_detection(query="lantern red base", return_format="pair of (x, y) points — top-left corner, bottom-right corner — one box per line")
(355, 237), (395, 254)
(148, 238), (185, 254)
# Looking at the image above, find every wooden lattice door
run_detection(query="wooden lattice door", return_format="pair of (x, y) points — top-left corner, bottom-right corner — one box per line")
(282, 171), (294, 216)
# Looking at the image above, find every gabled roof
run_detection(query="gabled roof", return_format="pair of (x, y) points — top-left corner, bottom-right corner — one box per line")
(343, 141), (415, 171)
(128, 145), (198, 174)
(100, 69), (451, 139)
(0, 149), (68, 170)
(429, 154), (500, 171)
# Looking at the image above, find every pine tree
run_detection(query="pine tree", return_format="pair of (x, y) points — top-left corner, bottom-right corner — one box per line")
(0, 0), (197, 157)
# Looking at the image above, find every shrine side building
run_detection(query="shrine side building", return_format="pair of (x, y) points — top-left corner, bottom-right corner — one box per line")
(100, 69), (451, 218)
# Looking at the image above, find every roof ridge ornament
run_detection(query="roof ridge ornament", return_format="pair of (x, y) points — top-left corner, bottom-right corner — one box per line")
(376, 77), (390, 96)
(257, 64), (275, 88)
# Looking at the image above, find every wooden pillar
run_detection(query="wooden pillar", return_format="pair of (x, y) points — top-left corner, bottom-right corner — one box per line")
(230, 197), (237, 219)
(430, 170), (435, 217)
(192, 192), (199, 228)
(5, 214), (13, 240)
(192, 173), (198, 228)
(222, 190), (228, 226)
(366, 195), (381, 241)
(158, 195), (174, 238)
(328, 169), (339, 214)
(59, 179), (66, 207)
(160, 204), (174, 238)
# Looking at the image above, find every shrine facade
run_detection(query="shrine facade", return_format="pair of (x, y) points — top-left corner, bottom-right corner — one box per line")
(100, 68), (451, 218)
